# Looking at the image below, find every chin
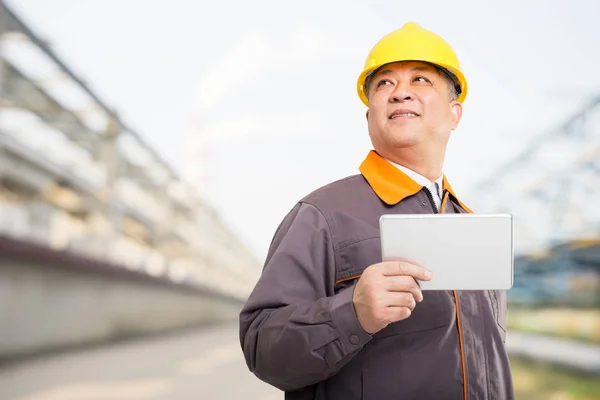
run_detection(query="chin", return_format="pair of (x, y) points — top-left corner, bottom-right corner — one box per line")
(386, 135), (421, 148)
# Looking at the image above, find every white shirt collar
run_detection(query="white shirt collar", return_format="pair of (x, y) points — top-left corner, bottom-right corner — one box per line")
(385, 158), (444, 207)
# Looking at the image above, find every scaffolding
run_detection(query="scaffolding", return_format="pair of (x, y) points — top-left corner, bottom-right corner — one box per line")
(0, 1), (261, 299)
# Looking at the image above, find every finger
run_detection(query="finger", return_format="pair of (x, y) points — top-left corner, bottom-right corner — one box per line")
(383, 276), (423, 302)
(385, 292), (417, 310)
(381, 261), (432, 281)
(385, 306), (413, 323)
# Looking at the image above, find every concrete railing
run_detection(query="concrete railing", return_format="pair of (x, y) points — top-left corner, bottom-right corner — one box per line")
(0, 236), (244, 360)
(506, 332), (600, 376)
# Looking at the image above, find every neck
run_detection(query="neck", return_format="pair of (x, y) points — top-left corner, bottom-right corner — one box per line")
(379, 148), (445, 182)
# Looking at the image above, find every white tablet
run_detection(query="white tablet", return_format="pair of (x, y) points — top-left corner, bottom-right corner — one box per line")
(379, 214), (514, 290)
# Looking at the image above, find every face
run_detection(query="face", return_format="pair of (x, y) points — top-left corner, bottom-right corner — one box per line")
(365, 61), (462, 156)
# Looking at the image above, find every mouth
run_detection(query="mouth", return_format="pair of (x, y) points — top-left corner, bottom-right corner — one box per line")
(389, 109), (420, 119)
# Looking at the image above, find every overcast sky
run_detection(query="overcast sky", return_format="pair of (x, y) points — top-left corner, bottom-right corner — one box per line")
(7, 0), (600, 261)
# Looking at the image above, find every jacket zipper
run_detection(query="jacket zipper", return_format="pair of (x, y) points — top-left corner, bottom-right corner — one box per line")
(431, 188), (467, 400)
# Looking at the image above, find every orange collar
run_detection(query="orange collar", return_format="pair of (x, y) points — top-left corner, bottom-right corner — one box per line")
(359, 150), (472, 212)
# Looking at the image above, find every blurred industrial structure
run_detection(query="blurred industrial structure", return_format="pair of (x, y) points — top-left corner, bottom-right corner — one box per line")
(469, 97), (600, 307)
(0, 1), (260, 359)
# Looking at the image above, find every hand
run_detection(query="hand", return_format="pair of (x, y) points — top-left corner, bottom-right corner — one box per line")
(352, 261), (432, 334)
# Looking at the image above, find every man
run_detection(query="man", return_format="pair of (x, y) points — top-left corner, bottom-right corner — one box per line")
(240, 22), (513, 399)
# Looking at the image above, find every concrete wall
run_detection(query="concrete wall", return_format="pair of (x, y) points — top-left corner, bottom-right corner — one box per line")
(0, 237), (244, 360)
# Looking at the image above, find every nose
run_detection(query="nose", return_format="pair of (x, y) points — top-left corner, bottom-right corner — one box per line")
(390, 82), (414, 103)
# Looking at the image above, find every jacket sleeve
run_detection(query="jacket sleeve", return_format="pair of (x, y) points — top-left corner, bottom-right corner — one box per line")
(239, 202), (372, 392)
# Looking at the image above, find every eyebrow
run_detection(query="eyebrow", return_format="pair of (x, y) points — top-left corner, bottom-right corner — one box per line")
(375, 66), (435, 77)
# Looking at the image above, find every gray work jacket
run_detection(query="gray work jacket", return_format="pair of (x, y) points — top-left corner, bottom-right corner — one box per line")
(240, 150), (514, 400)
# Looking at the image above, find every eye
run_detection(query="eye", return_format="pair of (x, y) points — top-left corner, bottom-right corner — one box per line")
(414, 76), (431, 83)
(376, 79), (393, 88)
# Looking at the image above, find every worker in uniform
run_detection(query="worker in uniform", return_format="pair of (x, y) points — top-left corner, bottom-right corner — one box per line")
(239, 22), (514, 400)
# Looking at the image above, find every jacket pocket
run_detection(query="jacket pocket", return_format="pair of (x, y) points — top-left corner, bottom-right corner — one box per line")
(360, 304), (461, 400)
(334, 237), (381, 288)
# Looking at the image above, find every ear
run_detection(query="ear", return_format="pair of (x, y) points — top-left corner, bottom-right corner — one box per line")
(449, 101), (463, 130)
(365, 109), (369, 121)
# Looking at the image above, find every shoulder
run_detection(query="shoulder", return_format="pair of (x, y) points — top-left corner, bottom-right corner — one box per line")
(299, 174), (368, 208)
(272, 173), (374, 239)
(271, 174), (364, 234)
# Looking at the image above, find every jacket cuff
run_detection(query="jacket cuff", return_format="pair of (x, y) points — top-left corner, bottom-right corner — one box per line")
(330, 285), (372, 353)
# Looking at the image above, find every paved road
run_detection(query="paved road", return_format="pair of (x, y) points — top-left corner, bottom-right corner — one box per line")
(2, 324), (598, 400)
(0, 323), (281, 400)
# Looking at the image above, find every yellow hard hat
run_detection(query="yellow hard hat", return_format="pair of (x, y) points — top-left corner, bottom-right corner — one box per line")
(357, 22), (468, 106)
